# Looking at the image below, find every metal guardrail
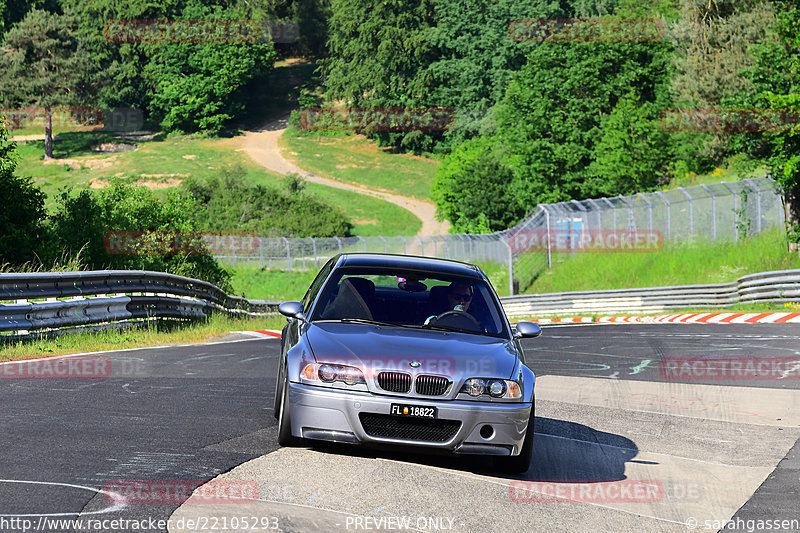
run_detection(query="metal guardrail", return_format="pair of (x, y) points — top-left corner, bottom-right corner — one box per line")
(2, 268), (798, 337)
(0, 270), (279, 338)
(500, 269), (800, 318)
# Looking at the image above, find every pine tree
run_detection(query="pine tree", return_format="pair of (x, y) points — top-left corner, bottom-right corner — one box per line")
(0, 9), (94, 159)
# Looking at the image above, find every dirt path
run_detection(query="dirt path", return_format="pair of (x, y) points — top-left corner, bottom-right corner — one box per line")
(240, 113), (450, 236)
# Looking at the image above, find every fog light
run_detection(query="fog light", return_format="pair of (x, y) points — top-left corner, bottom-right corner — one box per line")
(480, 425), (494, 439)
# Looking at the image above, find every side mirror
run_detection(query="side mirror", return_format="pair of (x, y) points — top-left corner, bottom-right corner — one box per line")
(278, 301), (305, 320)
(514, 321), (541, 338)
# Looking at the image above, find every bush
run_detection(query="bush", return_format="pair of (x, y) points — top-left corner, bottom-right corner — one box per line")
(432, 136), (524, 232)
(48, 181), (232, 290)
(181, 166), (352, 237)
(0, 125), (48, 265)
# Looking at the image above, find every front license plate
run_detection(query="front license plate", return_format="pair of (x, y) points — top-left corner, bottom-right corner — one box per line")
(390, 404), (437, 419)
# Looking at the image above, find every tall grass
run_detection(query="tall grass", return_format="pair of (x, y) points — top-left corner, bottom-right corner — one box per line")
(229, 266), (318, 301)
(523, 229), (800, 293)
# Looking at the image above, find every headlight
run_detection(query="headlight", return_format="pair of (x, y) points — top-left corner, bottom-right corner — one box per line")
(459, 378), (522, 399)
(300, 363), (366, 386)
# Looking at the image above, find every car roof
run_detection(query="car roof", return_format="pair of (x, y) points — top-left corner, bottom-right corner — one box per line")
(334, 253), (484, 280)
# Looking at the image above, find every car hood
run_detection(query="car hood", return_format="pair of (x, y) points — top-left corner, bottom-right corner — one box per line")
(306, 322), (519, 380)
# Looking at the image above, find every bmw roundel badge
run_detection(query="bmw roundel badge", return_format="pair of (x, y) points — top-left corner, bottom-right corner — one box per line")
(409, 361), (421, 368)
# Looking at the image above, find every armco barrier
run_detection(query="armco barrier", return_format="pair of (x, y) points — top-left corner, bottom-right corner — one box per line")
(500, 269), (800, 318)
(0, 271), (278, 338)
(2, 269), (799, 337)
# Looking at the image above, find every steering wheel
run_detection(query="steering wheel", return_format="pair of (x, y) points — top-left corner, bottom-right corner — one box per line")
(427, 310), (482, 331)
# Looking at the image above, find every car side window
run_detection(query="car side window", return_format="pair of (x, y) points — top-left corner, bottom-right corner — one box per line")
(302, 259), (334, 313)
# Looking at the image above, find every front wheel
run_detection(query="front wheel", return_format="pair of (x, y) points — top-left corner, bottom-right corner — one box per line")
(494, 405), (534, 474)
(277, 372), (301, 446)
(273, 363), (283, 419)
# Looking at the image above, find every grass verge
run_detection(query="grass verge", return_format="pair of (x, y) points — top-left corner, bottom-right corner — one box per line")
(15, 130), (421, 235)
(229, 266), (318, 301)
(280, 126), (439, 201)
(522, 229), (800, 294)
(0, 314), (285, 361)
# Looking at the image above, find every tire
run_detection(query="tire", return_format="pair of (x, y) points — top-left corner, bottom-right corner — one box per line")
(273, 364), (283, 419)
(494, 405), (534, 474)
(277, 372), (300, 447)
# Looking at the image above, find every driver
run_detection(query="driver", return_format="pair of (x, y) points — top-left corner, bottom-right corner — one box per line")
(424, 282), (477, 326)
(446, 282), (474, 313)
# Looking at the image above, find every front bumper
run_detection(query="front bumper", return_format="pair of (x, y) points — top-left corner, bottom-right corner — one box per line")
(287, 382), (532, 456)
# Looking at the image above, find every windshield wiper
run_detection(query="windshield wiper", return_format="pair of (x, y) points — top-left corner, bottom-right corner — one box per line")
(316, 318), (405, 327)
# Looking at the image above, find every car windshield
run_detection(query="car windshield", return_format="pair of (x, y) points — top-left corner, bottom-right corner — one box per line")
(311, 268), (509, 338)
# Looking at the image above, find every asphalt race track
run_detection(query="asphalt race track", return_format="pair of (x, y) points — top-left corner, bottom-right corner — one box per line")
(2, 324), (799, 533)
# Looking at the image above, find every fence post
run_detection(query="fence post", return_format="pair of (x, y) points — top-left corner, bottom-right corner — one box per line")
(587, 199), (603, 230)
(311, 237), (318, 266)
(655, 191), (671, 241)
(259, 237), (264, 268)
(744, 178), (762, 234)
(378, 235), (386, 253)
(543, 205), (552, 269)
(334, 236), (342, 254)
(401, 236), (407, 254)
(418, 236), (425, 256)
(721, 182), (739, 241)
(677, 187), (694, 241)
(700, 184), (716, 241)
(357, 235), (366, 252)
(602, 198), (616, 229)
(617, 195), (635, 230)
(505, 235), (514, 297)
(282, 237), (291, 272)
(637, 193), (653, 233)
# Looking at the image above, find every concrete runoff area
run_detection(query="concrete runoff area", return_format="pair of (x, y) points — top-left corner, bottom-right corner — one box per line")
(169, 376), (800, 532)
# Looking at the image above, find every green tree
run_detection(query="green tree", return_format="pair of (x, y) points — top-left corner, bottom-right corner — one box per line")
(670, 0), (778, 161)
(319, 0), (437, 152)
(49, 181), (232, 288)
(0, 8), (94, 158)
(588, 91), (672, 195)
(424, 0), (566, 148)
(0, 0), (62, 38)
(730, 2), (800, 251)
(432, 136), (524, 232)
(145, 2), (277, 133)
(0, 120), (47, 265)
(494, 38), (673, 209)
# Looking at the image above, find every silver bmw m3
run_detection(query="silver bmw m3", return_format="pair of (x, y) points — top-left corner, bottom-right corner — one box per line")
(275, 253), (542, 472)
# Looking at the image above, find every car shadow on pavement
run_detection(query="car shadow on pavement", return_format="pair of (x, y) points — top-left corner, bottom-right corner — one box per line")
(304, 416), (640, 483)
(523, 417), (639, 482)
